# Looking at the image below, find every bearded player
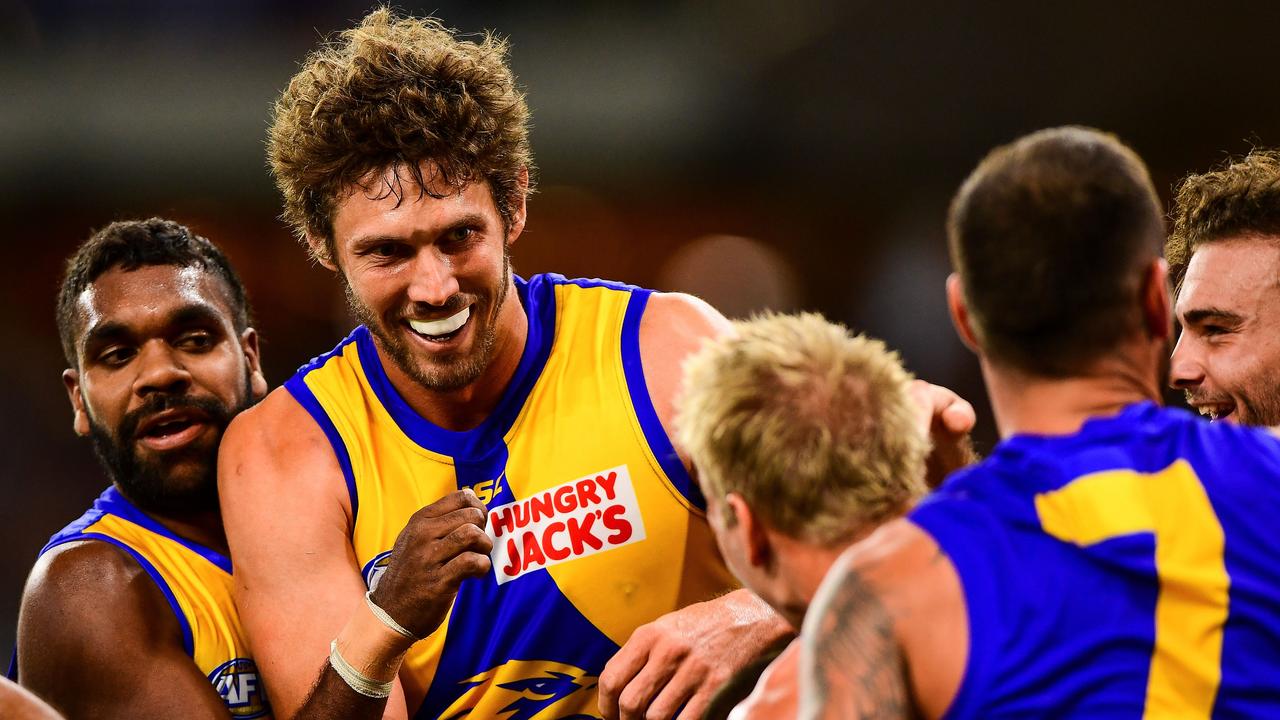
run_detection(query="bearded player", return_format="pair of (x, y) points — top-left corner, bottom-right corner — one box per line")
(799, 127), (1280, 718)
(1166, 150), (1280, 426)
(14, 219), (271, 718)
(218, 10), (791, 720)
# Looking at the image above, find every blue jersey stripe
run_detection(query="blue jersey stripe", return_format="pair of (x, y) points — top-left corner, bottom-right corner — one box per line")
(285, 373), (360, 525)
(619, 289), (705, 511)
(353, 275), (557, 459)
(93, 487), (233, 574)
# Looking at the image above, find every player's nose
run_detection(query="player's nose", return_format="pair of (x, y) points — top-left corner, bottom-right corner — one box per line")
(406, 248), (460, 307)
(1168, 331), (1205, 390)
(133, 339), (193, 397)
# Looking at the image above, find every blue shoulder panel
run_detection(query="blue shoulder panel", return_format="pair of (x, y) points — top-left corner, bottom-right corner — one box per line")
(619, 289), (706, 511)
(94, 487), (233, 574)
(285, 372), (360, 526)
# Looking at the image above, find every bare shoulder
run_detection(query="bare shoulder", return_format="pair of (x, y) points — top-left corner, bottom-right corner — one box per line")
(219, 386), (348, 514)
(221, 385), (331, 468)
(638, 291), (732, 351)
(17, 540), (189, 712)
(637, 291), (732, 438)
(22, 539), (178, 642)
(800, 519), (966, 719)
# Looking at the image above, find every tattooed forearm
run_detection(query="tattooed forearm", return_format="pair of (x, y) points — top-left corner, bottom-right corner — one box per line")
(799, 562), (909, 720)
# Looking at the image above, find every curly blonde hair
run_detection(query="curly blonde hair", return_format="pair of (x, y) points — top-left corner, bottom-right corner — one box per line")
(1168, 149), (1280, 294)
(676, 312), (928, 545)
(268, 8), (534, 263)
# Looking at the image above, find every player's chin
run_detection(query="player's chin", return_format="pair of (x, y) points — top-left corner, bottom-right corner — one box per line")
(122, 460), (220, 513)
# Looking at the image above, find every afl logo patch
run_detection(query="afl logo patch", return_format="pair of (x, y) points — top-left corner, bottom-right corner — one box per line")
(208, 658), (270, 718)
(362, 550), (393, 592)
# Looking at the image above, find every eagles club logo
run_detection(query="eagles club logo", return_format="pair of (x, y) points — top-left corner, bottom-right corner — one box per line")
(362, 550), (393, 592)
(438, 659), (600, 720)
(208, 657), (270, 718)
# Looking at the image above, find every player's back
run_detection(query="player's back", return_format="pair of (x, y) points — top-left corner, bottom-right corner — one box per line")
(909, 401), (1280, 718)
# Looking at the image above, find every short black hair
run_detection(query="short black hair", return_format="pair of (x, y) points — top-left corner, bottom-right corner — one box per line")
(947, 126), (1164, 377)
(56, 218), (251, 367)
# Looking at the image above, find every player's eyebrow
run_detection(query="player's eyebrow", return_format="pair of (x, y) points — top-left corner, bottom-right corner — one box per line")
(166, 303), (226, 329)
(1180, 307), (1244, 325)
(348, 213), (492, 250)
(80, 320), (132, 351)
(81, 303), (227, 351)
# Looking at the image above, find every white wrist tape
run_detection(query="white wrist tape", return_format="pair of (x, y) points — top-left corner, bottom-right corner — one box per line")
(329, 639), (394, 699)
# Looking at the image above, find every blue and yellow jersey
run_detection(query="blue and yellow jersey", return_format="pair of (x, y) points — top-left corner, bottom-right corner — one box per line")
(285, 273), (737, 719)
(25, 486), (271, 718)
(911, 401), (1280, 718)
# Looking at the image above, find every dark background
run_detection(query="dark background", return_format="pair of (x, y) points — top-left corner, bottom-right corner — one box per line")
(2, 1), (1276, 660)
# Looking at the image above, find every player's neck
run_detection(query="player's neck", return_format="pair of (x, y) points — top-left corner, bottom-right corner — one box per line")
(384, 284), (529, 432)
(982, 350), (1163, 440)
(141, 503), (229, 556)
(771, 532), (861, 629)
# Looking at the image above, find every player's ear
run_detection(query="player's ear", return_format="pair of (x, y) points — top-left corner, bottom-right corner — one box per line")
(947, 273), (980, 353)
(305, 232), (339, 272)
(239, 328), (269, 401)
(1141, 258), (1172, 342)
(62, 368), (90, 437)
(726, 494), (772, 570)
(504, 167), (529, 246)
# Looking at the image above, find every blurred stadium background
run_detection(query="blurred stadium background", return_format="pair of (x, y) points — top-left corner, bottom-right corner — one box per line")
(3, 0), (1278, 660)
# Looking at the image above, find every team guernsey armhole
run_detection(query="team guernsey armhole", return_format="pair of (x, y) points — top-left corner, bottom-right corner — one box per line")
(619, 289), (707, 512)
(285, 374), (359, 526)
(44, 534), (196, 658)
(907, 502), (1000, 720)
(96, 491), (233, 574)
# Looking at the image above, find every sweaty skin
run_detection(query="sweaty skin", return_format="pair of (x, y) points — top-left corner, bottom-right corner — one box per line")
(220, 176), (789, 720)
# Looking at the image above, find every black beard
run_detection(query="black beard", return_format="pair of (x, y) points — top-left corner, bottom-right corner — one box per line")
(343, 250), (511, 393)
(87, 375), (253, 516)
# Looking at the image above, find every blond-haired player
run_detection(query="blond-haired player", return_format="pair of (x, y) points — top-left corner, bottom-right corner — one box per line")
(678, 312), (940, 719)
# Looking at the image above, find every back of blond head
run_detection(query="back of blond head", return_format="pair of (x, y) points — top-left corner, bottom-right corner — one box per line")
(677, 312), (928, 545)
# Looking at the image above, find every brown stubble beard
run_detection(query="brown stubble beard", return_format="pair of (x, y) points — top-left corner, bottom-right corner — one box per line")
(343, 247), (512, 393)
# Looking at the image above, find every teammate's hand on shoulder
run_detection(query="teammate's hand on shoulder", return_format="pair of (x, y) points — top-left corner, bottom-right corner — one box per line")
(599, 589), (793, 720)
(910, 379), (979, 487)
(370, 489), (493, 639)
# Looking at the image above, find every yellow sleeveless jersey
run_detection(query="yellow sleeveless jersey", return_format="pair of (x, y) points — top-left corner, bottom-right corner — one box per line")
(285, 274), (737, 719)
(24, 486), (271, 718)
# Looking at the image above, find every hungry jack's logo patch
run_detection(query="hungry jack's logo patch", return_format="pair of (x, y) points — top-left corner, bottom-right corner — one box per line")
(486, 465), (646, 584)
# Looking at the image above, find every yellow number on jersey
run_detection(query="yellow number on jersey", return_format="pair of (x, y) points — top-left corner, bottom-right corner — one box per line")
(1035, 459), (1228, 719)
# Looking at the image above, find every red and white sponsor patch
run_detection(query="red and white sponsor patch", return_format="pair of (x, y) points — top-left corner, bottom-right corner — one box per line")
(487, 465), (647, 584)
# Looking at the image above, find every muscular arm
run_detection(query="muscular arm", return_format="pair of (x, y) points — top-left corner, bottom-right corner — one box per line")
(798, 520), (967, 720)
(17, 541), (230, 719)
(221, 389), (489, 720)
(599, 293), (794, 720)
(219, 389), (410, 720)
(800, 560), (909, 719)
